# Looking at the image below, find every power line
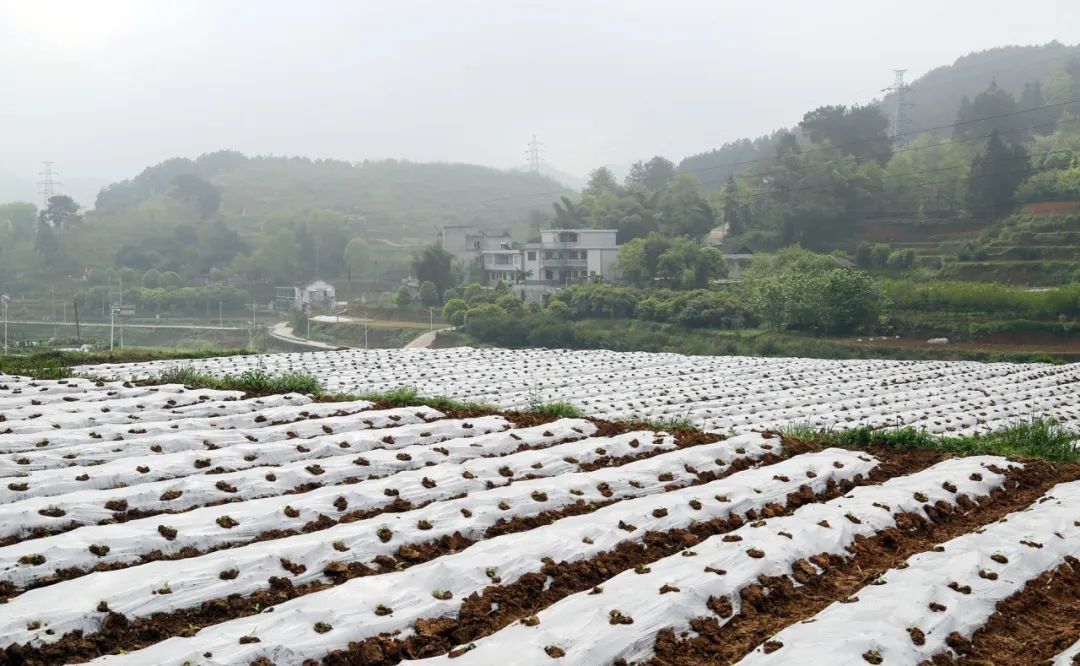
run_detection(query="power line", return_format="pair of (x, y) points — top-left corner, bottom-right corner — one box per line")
(366, 110), (1080, 219)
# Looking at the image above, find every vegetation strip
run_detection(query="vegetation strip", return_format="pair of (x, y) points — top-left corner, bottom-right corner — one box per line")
(6, 449), (870, 665)
(640, 458), (1075, 665)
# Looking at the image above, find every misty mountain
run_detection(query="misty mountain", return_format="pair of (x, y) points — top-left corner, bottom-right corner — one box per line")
(93, 151), (574, 241)
(679, 41), (1080, 189)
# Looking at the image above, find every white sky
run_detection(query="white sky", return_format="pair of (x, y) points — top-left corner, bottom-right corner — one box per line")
(1, 0), (1078, 183)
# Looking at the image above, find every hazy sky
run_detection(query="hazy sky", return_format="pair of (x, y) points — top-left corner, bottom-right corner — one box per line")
(2, 0), (1078, 187)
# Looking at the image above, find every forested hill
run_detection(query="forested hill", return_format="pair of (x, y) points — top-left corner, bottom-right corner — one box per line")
(93, 151), (573, 242)
(679, 41), (1080, 188)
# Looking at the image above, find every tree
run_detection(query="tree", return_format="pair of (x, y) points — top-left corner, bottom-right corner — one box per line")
(395, 286), (413, 308)
(159, 271), (182, 288)
(799, 104), (893, 164)
(966, 130), (1029, 216)
(34, 218), (59, 261)
(625, 156), (676, 192)
(169, 174), (221, 219)
(953, 82), (1019, 140)
(552, 196), (587, 228)
(442, 298), (468, 326)
(742, 247), (883, 334)
(655, 174), (715, 239)
(142, 268), (161, 289)
(39, 195), (81, 233)
(419, 281), (439, 306)
(412, 245), (454, 294)
(583, 167), (622, 197)
(344, 237), (372, 282)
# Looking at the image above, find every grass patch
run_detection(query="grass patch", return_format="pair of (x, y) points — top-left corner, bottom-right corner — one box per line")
(526, 401), (584, 419)
(152, 367), (324, 396)
(347, 386), (496, 412)
(0, 349), (250, 380)
(783, 416), (1079, 463)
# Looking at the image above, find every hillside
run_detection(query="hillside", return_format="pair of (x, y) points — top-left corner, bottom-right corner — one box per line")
(94, 151), (574, 243)
(679, 42), (1080, 189)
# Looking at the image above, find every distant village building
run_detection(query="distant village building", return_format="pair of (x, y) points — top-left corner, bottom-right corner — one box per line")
(439, 226), (622, 305)
(440, 226), (520, 284)
(274, 280), (337, 312)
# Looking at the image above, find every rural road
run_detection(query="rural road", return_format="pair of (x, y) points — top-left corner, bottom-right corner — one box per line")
(6, 320), (245, 331)
(405, 327), (450, 349)
(268, 322), (342, 350)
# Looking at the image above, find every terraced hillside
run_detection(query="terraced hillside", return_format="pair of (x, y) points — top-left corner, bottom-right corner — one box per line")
(1, 361), (1079, 665)
(85, 348), (1080, 436)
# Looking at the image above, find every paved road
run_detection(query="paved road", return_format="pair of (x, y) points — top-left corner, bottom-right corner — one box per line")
(405, 327), (451, 349)
(6, 320), (245, 331)
(268, 323), (342, 350)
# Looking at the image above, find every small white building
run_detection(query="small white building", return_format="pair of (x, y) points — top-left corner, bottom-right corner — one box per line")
(275, 280), (337, 312)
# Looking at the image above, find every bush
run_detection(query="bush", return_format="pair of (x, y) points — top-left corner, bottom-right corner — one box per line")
(394, 286), (412, 308)
(419, 281), (439, 307)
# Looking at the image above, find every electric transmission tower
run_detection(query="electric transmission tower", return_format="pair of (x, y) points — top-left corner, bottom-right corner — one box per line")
(526, 134), (544, 173)
(882, 70), (913, 146)
(37, 161), (62, 207)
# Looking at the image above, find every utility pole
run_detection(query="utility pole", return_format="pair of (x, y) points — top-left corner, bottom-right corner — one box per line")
(882, 69), (912, 147)
(526, 134), (544, 173)
(37, 161), (61, 209)
(1, 295), (9, 355)
(73, 299), (80, 342)
(219, 301), (223, 328)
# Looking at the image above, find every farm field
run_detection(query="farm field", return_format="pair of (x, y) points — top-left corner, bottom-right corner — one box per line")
(84, 348), (1080, 436)
(0, 351), (1079, 664)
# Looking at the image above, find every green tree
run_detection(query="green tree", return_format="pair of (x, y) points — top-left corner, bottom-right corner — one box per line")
(625, 156), (676, 192)
(142, 268), (161, 288)
(395, 285), (413, 308)
(344, 237), (372, 282)
(159, 271), (182, 288)
(169, 174), (221, 219)
(442, 298), (468, 326)
(953, 82), (1019, 140)
(412, 245), (454, 294)
(419, 281), (440, 306)
(799, 104), (893, 165)
(966, 130), (1029, 216)
(655, 174), (715, 239)
(39, 195), (82, 233)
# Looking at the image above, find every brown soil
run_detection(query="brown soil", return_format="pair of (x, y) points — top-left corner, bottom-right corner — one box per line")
(641, 459), (1080, 666)
(1, 418), (723, 602)
(0, 422), (783, 663)
(926, 557), (1080, 666)
(309, 449), (934, 665)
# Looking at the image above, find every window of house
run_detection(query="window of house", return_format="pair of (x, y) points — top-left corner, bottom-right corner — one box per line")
(527, 251), (536, 261)
(558, 231), (578, 243)
(545, 269), (553, 280)
(495, 254), (511, 265)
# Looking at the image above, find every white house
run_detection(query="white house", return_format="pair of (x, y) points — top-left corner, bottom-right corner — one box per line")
(275, 280), (337, 312)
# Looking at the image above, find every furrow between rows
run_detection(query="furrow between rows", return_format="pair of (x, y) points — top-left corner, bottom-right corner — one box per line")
(71, 448), (874, 666)
(425, 456), (1017, 666)
(736, 474), (1080, 666)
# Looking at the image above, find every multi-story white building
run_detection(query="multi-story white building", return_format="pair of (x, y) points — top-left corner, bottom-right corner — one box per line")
(440, 226), (521, 284)
(440, 226), (621, 302)
(521, 229), (620, 285)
